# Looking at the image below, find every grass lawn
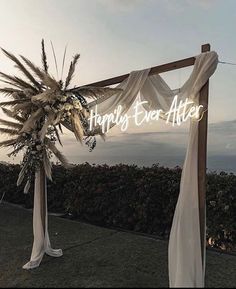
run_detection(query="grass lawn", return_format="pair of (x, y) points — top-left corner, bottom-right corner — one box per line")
(0, 203), (235, 288)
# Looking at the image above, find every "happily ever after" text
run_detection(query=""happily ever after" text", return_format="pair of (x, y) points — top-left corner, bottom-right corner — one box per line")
(88, 95), (203, 133)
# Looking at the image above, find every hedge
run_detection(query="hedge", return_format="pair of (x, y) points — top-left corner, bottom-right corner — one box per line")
(0, 162), (235, 251)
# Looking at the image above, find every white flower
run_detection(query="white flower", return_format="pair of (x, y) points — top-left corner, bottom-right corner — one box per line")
(60, 95), (68, 102)
(73, 100), (82, 110)
(57, 104), (64, 111)
(44, 105), (51, 112)
(64, 103), (73, 111)
(36, 145), (42, 151)
(32, 133), (37, 140)
(23, 89), (33, 97)
(224, 205), (229, 211)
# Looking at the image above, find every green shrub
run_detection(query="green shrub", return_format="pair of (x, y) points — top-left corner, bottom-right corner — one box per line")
(1, 163), (235, 251)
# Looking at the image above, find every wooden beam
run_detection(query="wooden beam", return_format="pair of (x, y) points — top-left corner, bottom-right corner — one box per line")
(198, 43), (210, 265)
(76, 56), (196, 88)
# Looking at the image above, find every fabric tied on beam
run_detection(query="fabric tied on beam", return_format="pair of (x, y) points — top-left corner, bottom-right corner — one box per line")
(89, 51), (218, 287)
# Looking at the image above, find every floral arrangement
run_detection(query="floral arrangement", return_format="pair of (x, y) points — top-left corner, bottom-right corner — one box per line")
(0, 40), (120, 193)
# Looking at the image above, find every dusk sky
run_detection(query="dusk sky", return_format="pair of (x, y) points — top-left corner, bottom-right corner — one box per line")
(0, 0), (236, 171)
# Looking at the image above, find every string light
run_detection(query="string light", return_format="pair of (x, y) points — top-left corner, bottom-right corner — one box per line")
(218, 60), (236, 66)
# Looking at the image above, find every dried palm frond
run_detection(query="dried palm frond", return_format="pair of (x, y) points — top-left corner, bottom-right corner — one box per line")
(0, 79), (23, 89)
(71, 111), (84, 143)
(1, 107), (26, 123)
(43, 74), (60, 90)
(0, 138), (17, 147)
(14, 76), (38, 91)
(52, 111), (63, 126)
(0, 99), (28, 106)
(54, 125), (62, 146)
(20, 55), (60, 90)
(100, 133), (106, 142)
(1, 48), (41, 90)
(41, 39), (48, 73)
(20, 55), (45, 80)
(80, 107), (90, 119)
(13, 102), (32, 113)
(39, 112), (55, 141)
(91, 126), (106, 141)
(20, 108), (43, 133)
(17, 159), (29, 186)
(8, 144), (25, 157)
(24, 179), (31, 194)
(64, 54), (80, 89)
(0, 72), (37, 92)
(72, 86), (123, 99)
(45, 138), (69, 167)
(0, 87), (24, 97)
(58, 123), (63, 134)
(0, 118), (22, 129)
(31, 90), (58, 104)
(61, 120), (73, 132)
(0, 127), (19, 135)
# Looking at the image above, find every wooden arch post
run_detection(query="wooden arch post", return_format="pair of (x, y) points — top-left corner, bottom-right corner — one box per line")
(198, 43), (210, 263)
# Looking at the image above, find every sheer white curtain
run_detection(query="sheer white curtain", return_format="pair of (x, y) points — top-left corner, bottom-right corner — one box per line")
(23, 169), (62, 270)
(24, 51), (218, 288)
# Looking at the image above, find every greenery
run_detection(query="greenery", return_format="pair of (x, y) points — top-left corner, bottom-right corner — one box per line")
(1, 162), (235, 252)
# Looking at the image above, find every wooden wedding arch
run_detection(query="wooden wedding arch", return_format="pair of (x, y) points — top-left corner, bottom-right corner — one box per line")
(38, 43), (210, 268)
(79, 43), (211, 263)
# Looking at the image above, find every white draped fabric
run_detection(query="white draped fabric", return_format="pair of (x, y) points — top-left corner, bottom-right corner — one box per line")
(23, 169), (62, 270)
(24, 51), (218, 288)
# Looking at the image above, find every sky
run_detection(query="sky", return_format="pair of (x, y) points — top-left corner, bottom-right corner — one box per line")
(0, 0), (236, 171)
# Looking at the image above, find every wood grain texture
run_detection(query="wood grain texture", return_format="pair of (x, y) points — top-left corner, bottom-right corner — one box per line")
(78, 57), (196, 88)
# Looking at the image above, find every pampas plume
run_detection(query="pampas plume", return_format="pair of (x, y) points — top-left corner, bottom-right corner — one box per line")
(41, 39), (48, 73)
(1, 48), (41, 89)
(64, 54), (80, 89)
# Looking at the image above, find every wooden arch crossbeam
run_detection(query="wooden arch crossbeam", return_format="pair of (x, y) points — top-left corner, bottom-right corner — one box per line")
(82, 43), (211, 263)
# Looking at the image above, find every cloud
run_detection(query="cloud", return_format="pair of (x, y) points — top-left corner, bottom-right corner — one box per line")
(208, 119), (236, 154)
(161, 0), (216, 13)
(97, 0), (142, 12)
(1, 120), (235, 172)
(59, 119), (236, 172)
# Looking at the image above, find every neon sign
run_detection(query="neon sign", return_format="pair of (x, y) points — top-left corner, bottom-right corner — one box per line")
(88, 95), (203, 133)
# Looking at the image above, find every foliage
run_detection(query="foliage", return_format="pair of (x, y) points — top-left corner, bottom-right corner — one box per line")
(1, 162), (235, 251)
